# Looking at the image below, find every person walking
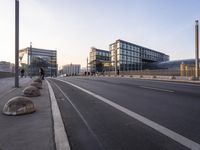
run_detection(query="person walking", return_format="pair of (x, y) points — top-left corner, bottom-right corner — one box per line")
(39, 68), (45, 80)
(20, 69), (25, 78)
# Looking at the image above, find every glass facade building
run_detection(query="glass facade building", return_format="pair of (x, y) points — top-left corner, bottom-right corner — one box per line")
(89, 47), (110, 73)
(145, 59), (199, 70)
(19, 47), (57, 77)
(109, 39), (169, 71)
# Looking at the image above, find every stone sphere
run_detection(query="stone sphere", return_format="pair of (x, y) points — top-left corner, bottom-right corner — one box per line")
(33, 78), (42, 84)
(31, 81), (42, 89)
(23, 86), (41, 97)
(2, 96), (35, 116)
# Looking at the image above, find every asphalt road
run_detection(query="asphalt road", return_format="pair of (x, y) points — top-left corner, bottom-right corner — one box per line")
(48, 77), (200, 150)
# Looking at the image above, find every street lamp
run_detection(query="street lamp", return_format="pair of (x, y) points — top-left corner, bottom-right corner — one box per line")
(30, 42), (32, 78)
(195, 20), (199, 79)
(50, 56), (53, 77)
(87, 57), (88, 76)
(15, 0), (19, 88)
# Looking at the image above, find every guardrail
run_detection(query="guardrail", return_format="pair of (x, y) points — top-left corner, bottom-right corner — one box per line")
(100, 69), (200, 77)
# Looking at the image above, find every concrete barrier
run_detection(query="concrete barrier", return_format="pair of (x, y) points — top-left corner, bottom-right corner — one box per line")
(23, 86), (41, 97)
(31, 82), (42, 89)
(2, 96), (35, 115)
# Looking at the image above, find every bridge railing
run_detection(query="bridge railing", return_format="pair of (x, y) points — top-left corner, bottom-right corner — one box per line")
(102, 69), (200, 77)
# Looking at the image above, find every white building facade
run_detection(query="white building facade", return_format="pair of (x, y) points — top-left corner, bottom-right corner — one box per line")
(63, 64), (81, 76)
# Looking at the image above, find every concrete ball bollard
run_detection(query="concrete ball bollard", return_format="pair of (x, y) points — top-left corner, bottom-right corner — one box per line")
(23, 86), (41, 97)
(31, 82), (42, 89)
(151, 75), (156, 79)
(189, 76), (199, 81)
(2, 96), (35, 116)
(33, 78), (42, 84)
(169, 76), (176, 80)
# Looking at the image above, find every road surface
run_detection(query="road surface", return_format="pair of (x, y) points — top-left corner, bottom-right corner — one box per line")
(48, 76), (200, 150)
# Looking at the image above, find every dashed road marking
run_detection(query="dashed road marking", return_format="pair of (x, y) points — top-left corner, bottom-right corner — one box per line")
(139, 85), (174, 93)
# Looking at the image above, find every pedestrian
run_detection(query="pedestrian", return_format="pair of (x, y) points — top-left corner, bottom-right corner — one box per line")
(21, 69), (25, 78)
(117, 69), (119, 75)
(39, 68), (45, 80)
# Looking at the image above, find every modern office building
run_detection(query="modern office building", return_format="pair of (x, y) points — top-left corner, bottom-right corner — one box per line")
(89, 47), (110, 73)
(63, 64), (80, 76)
(19, 47), (57, 76)
(109, 39), (169, 71)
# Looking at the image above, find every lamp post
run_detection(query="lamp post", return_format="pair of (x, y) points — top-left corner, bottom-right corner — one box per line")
(195, 20), (199, 79)
(50, 56), (52, 77)
(87, 57), (88, 76)
(15, 0), (19, 87)
(30, 42), (32, 78)
(115, 47), (117, 76)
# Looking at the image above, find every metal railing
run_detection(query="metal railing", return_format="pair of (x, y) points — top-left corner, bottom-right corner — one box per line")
(101, 69), (200, 77)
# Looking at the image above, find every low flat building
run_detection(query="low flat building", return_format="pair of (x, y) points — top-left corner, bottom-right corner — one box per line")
(63, 64), (80, 76)
(0, 61), (14, 73)
(109, 39), (169, 71)
(89, 47), (110, 74)
(19, 47), (57, 77)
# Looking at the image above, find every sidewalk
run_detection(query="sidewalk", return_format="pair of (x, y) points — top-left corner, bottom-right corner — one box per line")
(0, 77), (55, 150)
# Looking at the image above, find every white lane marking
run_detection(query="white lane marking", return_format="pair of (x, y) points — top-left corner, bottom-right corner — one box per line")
(56, 78), (200, 150)
(46, 80), (71, 150)
(139, 86), (174, 93)
(53, 81), (105, 150)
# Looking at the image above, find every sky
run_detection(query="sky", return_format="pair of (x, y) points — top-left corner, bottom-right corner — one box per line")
(0, 0), (200, 68)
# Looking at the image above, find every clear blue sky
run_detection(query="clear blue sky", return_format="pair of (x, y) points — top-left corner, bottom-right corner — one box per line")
(0, 0), (200, 68)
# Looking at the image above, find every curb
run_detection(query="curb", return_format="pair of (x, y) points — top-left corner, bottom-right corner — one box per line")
(46, 80), (71, 150)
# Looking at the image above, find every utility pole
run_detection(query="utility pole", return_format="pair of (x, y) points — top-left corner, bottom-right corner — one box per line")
(86, 57), (88, 76)
(195, 20), (199, 79)
(51, 56), (52, 77)
(30, 42), (32, 78)
(15, 0), (19, 88)
(114, 47), (117, 75)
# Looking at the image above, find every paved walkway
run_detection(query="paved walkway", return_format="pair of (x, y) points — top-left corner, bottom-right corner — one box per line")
(0, 77), (55, 150)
